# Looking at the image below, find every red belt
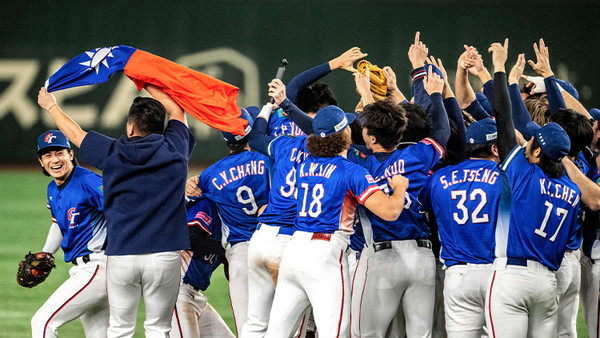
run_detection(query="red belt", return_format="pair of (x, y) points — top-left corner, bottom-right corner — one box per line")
(311, 233), (332, 241)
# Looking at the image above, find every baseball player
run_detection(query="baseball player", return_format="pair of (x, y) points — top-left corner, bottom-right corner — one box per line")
(243, 80), (313, 337)
(485, 39), (580, 337)
(350, 66), (450, 338)
(39, 84), (195, 337)
(171, 196), (234, 338)
(187, 108), (270, 335)
(264, 104), (409, 338)
(420, 118), (502, 337)
(31, 130), (109, 338)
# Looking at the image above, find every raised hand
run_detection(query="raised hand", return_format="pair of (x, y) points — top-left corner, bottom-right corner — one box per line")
(330, 47), (368, 72)
(382, 66), (399, 92)
(267, 79), (287, 105)
(423, 66), (444, 95)
(38, 87), (58, 111)
(408, 32), (429, 70)
(488, 38), (509, 72)
(527, 38), (554, 78)
(508, 53), (526, 85)
(354, 71), (374, 104)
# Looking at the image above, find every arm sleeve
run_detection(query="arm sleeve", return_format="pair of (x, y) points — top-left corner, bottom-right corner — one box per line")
(42, 222), (62, 254)
(482, 80), (494, 113)
(476, 92), (494, 116)
(556, 78), (579, 100)
(444, 97), (467, 161)
(165, 120), (196, 158)
(286, 62), (332, 104)
(248, 117), (274, 156)
(188, 226), (226, 256)
(508, 83), (533, 139)
(410, 66), (430, 109)
(279, 98), (314, 135)
(544, 75), (567, 115)
(465, 99), (491, 121)
(79, 131), (116, 171)
(493, 72), (517, 161)
(426, 93), (451, 148)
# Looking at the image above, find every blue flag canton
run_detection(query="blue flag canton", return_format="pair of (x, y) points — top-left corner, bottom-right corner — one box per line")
(46, 45), (137, 92)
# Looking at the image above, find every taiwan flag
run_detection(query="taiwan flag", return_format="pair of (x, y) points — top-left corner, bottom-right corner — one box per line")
(45, 45), (247, 135)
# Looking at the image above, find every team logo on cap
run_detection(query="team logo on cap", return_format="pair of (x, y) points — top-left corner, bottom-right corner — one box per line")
(334, 117), (348, 133)
(45, 133), (57, 144)
(486, 132), (497, 141)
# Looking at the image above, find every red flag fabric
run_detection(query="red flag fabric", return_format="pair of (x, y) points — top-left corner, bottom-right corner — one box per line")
(124, 49), (247, 135)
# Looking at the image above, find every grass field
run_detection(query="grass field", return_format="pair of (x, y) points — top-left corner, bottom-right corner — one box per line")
(0, 169), (592, 337)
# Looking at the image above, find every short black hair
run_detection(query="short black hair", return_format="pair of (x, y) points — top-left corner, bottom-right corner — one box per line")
(399, 102), (430, 143)
(530, 137), (565, 178)
(550, 109), (593, 157)
(226, 136), (249, 155)
(466, 141), (496, 159)
(361, 100), (407, 150)
(128, 97), (166, 136)
(296, 83), (338, 114)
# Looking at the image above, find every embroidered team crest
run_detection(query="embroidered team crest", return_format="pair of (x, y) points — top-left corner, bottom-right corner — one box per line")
(67, 207), (80, 227)
(45, 133), (57, 144)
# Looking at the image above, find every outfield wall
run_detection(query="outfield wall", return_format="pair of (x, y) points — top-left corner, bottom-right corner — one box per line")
(1, 1), (598, 163)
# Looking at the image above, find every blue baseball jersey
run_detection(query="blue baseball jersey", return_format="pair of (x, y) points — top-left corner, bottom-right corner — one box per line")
(421, 159), (502, 266)
(495, 146), (580, 271)
(268, 108), (306, 137)
(358, 138), (445, 242)
(294, 154), (380, 235)
(566, 150), (593, 250)
(199, 150), (270, 243)
(46, 166), (107, 263)
(258, 135), (309, 229)
(181, 198), (222, 291)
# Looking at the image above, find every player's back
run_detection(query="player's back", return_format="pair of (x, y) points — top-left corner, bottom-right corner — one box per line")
(259, 135), (309, 227)
(268, 109), (305, 137)
(360, 139), (444, 242)
(497, 146), (581, 271)
(423, 159), (502, 266)
(294, 154), (379, 236)
(199, 150), (270, 244)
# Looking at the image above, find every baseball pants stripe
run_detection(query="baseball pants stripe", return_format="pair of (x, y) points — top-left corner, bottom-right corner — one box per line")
(44, 265), (99, 337)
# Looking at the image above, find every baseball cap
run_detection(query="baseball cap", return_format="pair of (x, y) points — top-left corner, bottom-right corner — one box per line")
(37, 130), (71, 154)
(526, 121), (570, 161)
(589, 108), (600, 122)
(222, 108), (254, 143)
(313, 105), (356, 138)
(465, 118), (497, 144)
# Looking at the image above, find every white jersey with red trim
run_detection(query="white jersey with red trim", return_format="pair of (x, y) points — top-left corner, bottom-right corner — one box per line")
(359, 138), (444, 241)
(294, 154), (379, 235)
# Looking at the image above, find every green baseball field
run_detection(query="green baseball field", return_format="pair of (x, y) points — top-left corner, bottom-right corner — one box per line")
(0, 170), (591, 337)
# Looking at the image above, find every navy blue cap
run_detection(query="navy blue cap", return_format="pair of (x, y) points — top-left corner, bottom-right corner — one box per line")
(37, 130), (71, 154)
(313, 105), (356, 137)
(589, 108), (600, 122)
(466, 118), (497, 144)
(244, 106), (261, 121)
(222, 108), (253, 143)
(526, 121), (570, 161)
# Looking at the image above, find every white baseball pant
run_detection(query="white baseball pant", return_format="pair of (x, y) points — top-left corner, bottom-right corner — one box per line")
(265, 231), (351, 338)
(351, 240), (436, 338)
(106, 251), (181, 338)
(170, 282), (234, 338)
(31, 253), (109, 338)
(443, 263), (492, 338)
(225, 241), (249, 336)
(555, 250), (581, 338)
(580, 254), (600, 338)
(433, 259), (447, 338)
(242, 224), (292, 337)
(485, 258), (558, 338)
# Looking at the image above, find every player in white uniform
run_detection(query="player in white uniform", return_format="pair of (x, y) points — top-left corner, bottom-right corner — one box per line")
(31, 130), (109, 338)
(264, 105), (409, 338)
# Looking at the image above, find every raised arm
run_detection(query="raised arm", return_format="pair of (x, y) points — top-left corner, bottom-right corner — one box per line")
(454, 48), (478, 109)
(382, 66), (407, 104)
(363, 174), (409, 221)
(286, 47), (367, 103)
(562, 157), (600, 211)
(408, 32), (432, 108)
(527, 38), (566, 115)
(508, 53), (533, 139)
(489, 39), (517, 161)
(423, 67), (451, 148)
(145, 84), (187, 126)
(270, 79), (314, 135)
(38, 87), (87, 147)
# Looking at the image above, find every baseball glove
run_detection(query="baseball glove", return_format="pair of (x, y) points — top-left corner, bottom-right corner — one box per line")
(17, 251), (56, 288)
(356, 60), (388, 100)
